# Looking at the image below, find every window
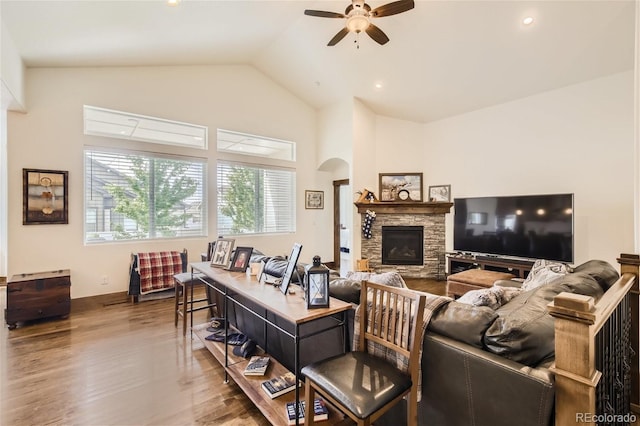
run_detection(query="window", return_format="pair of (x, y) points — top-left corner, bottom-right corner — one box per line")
(217, 161), (295, 235)
(83, 105), (208, 149)
(84, 148), (206, 243)
(217, 128), (295, 161)
(216, 129), (296, 236)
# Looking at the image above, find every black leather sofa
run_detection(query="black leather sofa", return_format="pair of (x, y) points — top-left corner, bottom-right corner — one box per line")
(215, 255), (619, 426)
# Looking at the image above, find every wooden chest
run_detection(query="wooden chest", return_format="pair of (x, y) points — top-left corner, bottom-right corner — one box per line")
(5, 269), (71, 329)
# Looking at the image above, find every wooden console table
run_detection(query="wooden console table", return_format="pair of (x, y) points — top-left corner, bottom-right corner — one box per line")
(190, 262), (352, 425)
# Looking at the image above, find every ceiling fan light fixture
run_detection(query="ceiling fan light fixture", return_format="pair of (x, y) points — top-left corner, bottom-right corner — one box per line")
(347, 15), (370, 33)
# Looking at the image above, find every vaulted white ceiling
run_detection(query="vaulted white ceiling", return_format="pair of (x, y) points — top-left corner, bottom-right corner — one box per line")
(1, 0), (635, 123)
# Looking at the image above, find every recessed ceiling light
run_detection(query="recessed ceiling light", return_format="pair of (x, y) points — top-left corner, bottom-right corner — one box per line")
(523, 16), (534, 25)
(167, 0), (180, 6)
(374, 82), (383, 89)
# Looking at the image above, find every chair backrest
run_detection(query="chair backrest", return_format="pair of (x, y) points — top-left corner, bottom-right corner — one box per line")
(357, 281), (427, 375)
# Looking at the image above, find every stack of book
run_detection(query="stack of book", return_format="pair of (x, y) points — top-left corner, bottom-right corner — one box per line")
(261, 372), (299, 399)
(243, 356), (270, 376)
(285, 398), (329, 425)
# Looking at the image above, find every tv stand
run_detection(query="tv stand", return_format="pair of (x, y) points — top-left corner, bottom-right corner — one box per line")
(447, 253), (534, 278)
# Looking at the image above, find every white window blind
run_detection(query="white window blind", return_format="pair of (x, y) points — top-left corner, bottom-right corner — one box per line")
(217, 161), (295, 235)
(84, 148), (206, 243)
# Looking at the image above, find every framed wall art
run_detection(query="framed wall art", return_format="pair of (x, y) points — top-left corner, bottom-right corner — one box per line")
(428, 184), (452, 202)
(378, 172), (423, 202)
(210, 238), (235, 267)
(305, 190), (324, 209)
(23, 168), (69, 225)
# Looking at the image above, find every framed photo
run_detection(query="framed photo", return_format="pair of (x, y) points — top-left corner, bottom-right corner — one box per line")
(228, 246), (253, 272)
(280, 242), (303, 295)
(378, 173), (423, 202)
(305, 190), (324, 209)
(210, 238), (235, 268)
(428, 184), (452, 202)
(23, 168), (69, 225)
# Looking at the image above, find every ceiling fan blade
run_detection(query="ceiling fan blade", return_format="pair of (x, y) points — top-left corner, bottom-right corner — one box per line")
(328, 27), (350, 46)
(304, 9), (346, 19)
(371, 0), (415, 17)
(365, 23), (390, 45)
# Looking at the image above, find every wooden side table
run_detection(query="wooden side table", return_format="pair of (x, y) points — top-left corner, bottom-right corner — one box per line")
(4, 269), (71, 329)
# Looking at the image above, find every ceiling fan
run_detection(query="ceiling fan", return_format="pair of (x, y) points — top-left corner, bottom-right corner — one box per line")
(304, 0), (415, 46)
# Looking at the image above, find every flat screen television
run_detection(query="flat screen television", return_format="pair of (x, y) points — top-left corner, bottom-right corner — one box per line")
(453, 194), (574, 263)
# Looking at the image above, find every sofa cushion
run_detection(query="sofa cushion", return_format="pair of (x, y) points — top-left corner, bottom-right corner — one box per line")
(428, 301), (498, 349)
(484, 272), (603, 366)
(345, 271), (407, 288)
(572, 259), (620, 291)
(329, 278), (362, 304)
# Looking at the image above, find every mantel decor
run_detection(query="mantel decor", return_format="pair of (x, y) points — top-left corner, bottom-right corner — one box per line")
(379, 172), (423, 202)
(23, 168), (68, 225)
(428, 184), (451, 202)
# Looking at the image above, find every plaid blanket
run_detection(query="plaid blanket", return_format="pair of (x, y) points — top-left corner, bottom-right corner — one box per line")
(137, 251), (184, 294)
(353, 289), (450, 401)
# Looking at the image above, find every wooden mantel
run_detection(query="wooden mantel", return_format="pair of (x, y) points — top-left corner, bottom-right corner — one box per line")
(354, 201), (453, 215)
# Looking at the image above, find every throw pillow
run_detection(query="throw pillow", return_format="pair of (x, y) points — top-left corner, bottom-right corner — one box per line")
(345, 271), (408, 288)
(521, 259), (570, 291)
(456, 286), (523, 310)
(457, 287), (504, 310)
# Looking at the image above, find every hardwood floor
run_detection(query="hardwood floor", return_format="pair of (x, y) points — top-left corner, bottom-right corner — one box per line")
(0, 279), (446, 426)
(0, 288), (269, 426)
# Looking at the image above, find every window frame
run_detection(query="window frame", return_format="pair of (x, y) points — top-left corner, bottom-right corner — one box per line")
(84, 147), (207, 244)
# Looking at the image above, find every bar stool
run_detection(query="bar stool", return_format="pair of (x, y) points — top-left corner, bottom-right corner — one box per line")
(174, 272), (215, 335)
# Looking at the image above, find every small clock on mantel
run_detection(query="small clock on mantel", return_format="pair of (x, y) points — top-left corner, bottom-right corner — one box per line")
(397, 189), (411, 201)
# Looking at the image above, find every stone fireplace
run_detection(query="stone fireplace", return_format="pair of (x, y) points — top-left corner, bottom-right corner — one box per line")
(356, 202), (452, 279)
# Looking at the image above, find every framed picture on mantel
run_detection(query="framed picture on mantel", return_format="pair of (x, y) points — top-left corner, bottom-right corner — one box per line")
(379, 173), (423, 202)
(428, 184), (451, 202)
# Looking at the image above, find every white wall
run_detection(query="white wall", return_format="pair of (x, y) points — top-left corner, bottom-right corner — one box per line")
(423, 71), (635, 267)
(7, 65), (324, 298)
(350, 98), (377, 270)
(0, 19), (25, 111)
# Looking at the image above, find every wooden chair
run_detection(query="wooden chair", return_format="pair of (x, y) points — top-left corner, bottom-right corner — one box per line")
(301, 281), (427, 426)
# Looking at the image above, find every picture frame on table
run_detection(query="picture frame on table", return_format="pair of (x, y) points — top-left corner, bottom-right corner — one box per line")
(280, 243), (303, 295)
(210, 238), (235, 268)
(23, 168), (69, 225)
(305, 190), (324, 209)
(378, 172), (423, 202)
(428, 184), (452, 202)
(228, 246), (253, 272)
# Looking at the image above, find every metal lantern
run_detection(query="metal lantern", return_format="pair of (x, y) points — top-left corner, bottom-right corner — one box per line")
(304, 255), (330, 309)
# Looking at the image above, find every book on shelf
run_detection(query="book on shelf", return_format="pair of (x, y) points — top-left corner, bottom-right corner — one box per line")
(261, 371), (300, 399)
(285, 398), (329, 425)
(243, 356), (270, 376)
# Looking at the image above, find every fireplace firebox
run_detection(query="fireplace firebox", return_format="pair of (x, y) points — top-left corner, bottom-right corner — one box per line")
(381, 226), (424, 265)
